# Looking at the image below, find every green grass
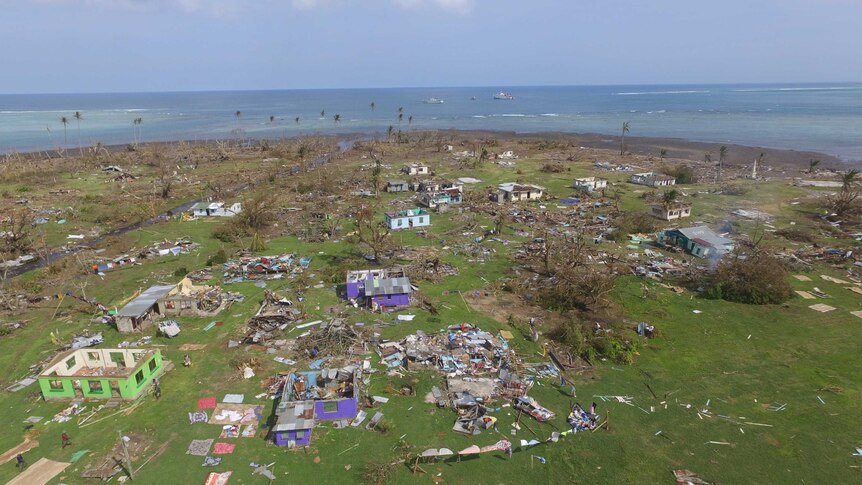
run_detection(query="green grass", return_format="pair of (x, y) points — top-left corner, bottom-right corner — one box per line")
(1, 151), (861, 484)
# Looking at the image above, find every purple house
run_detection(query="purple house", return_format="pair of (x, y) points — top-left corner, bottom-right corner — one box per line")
(345, 269), (412, 310)
(272, 366), (361, 448)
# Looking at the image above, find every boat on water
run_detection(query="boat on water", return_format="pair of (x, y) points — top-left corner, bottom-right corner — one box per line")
(424, 97), (444, 104)
(493, 91), (514, 100)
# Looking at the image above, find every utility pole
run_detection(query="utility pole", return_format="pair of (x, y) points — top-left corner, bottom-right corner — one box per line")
(119, 430), (134, 480)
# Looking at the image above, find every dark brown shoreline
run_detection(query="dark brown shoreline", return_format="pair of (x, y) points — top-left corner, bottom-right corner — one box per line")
(6, 129), (852, 169)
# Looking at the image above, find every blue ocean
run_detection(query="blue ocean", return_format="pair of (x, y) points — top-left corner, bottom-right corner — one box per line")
(1, 84), (861, 161)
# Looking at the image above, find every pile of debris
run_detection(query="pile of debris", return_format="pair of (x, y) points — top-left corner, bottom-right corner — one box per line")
(295, 319), (371, 358)
(404, 257), (459, 283)
(223, 254), (311, 283)
(243, 290), (303, 344)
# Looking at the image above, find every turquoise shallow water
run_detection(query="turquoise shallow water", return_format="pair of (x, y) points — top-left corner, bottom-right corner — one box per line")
(1, 84), (861, 161)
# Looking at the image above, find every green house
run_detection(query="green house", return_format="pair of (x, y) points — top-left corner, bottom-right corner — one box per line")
(38, 348), (164, 401)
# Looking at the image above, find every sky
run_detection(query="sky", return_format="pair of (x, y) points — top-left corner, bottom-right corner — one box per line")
(1, 0), (861, 93)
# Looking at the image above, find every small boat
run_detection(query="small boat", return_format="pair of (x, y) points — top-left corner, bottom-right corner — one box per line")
(424, 97), (444, 104)
(493, 91), (514, 100)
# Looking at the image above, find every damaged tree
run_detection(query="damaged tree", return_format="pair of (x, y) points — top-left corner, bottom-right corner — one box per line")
(705, 243), (793, 305)
(534, 233), (615, 312)
(353, 205), (395, 262)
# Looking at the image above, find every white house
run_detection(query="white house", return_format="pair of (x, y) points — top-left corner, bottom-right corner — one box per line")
(190, 202), (242, 217)
(650, 203), (692, 221)
(572, 177), (608, 193)
(385, 208), (430, 230)
(494, 183), (544, 202)
(402, 164), (430, 176)
(630, 172), (676, 187)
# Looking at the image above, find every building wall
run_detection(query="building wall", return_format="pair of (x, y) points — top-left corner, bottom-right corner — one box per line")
(314, 398), (358, 421)
(371, 293), (410, 308)
(39, 350), (163, 401)
(275, 429), (312, 447)
(386, 214), (431, 230)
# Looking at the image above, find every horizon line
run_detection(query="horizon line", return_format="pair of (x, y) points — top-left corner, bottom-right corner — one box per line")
(2, 80), (861, 97)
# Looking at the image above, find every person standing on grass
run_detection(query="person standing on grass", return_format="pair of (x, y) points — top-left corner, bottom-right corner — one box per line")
(15, 453), (26, 471)
(61, 431), (70, 449)
(153, 380), (161, 400)
(184, 354), (192, 367)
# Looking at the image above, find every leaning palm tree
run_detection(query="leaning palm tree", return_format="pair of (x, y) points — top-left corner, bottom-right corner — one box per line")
(60, 116), (69, 146)
(620, 121), (630, 155)
(334, 114), (341, 124)
(808, 159), (821, 174)
(74, 111), (83, 150)
(718, 145), (728, 183)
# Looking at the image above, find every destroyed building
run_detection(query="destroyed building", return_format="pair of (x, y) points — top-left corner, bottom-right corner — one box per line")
(385, 180), (410, 193)
(345, 268), (412, 310)
(418, 186), (464, 210)
(572, 177), (608, 193)
(659, 226), (734, 259)
(115, 285), (175, 333)
(160, 277), (226, 317)
(38, 348), (164, 401)
(402, 163), (430, 175)
(189, 201), (242, 217)
(223, 254), (311, 283)
(272, 366), (361, 447)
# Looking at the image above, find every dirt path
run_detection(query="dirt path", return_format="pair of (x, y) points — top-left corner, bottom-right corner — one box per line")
(7, 457), (69, 485)
(0, 437), (38, 464)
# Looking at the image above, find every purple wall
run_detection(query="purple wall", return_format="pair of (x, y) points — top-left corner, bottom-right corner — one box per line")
(275, 429), (312, 447)
(314, 398), (358, 421)
(371, 293), (410, 308)
(346, 281), (361, 299)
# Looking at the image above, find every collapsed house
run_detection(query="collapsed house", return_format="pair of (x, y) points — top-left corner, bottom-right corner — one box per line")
(650, 203), (692, 221)
(189, 201), (242, 217)
(630, 172), (676, 187)
(272, 366), (361, 447)
(572, 177), (608, 193)
(115, 279), (228, 332)
(115, 285), (176, 333)
(659, 226), (735, 259)
(38, 348), (164, 401)
(417, 182), (464, 210)
(378, 324), (533, 436)
(345, 269), (413, 310)
(222, 254), (311, 283)
(385, 208), (430, 230)
(243, 290), (302, 344)
(493, 183), (544, 202)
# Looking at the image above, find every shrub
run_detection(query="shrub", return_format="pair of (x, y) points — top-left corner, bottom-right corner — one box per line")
(173, 267), (188, 278)
(663, 164), (697, 184)
(609, 212), (657, 241)
(206, 248), (228, 266)
(707, 250), (792, 304)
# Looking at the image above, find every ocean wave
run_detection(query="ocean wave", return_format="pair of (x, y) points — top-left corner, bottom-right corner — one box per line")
(499, 114), (526, 117)
(616, 90), (710, 96)
(646, 110), (667, 114)
(540, 113), (559, 117)
(471, 115), (486, 118)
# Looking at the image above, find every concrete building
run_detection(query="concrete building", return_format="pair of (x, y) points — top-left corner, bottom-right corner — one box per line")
(572, 177), (608, 193)
(345, 269), (412, 310)
(659, 226), (734, 259)
(385, 208), (430, 230)
(494, 183), (544, 202)
(650, 203), (692, 221)
(190, 202), (242, 217)
(630, 172), (676, 187)
(38, 348), (164, 401)
(402, 164), (430, 176)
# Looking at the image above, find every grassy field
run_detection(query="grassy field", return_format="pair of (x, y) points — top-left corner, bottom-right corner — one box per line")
(1, 139), (860, 484)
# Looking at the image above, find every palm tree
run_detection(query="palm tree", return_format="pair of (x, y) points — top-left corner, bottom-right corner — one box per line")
(370, 102), (375, 111)
(387, 125), (394, 141)
(704, 152), (712, 164)
(320, 110), (325, 118)
(841, 169), (858, 191)
(74, 111), (83, 150)
(808, 159), (821, 174)
(334, 114), (341, 124)
(133, 117), (143, 146)
(234, 110), (242, 126)
(659, 149), (667, 161)
(718, 145), (728, 183)
(662, 189), (679, 205)
(60, 116), (69, 146)
(295, 116), (300, 124)
(270, 115), (276, 124)
(620, 121), (630, 155)
(408, 115), (413, 125)
(398, 106), (403, 114)
(398, 113), (404, 123)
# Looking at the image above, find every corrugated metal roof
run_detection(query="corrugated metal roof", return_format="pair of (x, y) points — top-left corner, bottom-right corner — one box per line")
(117, 285), (175, 318)
(365, 277), (412, 296)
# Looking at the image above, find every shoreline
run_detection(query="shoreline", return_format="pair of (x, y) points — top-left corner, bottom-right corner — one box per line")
(4, 128), (850, 169)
